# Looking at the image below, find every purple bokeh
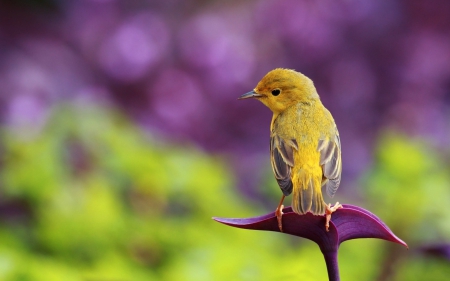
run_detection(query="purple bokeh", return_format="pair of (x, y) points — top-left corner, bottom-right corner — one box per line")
(1, 0), (450, 194)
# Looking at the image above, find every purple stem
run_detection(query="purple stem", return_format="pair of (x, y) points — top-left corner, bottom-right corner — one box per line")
(323, 250), (340, 281)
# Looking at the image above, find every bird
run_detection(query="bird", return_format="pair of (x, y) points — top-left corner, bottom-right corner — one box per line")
(239, 68), (342, 232)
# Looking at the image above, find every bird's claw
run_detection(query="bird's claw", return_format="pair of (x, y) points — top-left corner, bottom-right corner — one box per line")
(275, 205), (284, 232)
(325, 202), (343, 232)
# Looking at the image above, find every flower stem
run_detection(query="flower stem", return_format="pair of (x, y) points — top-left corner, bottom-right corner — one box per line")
(322, 250), (340, 281)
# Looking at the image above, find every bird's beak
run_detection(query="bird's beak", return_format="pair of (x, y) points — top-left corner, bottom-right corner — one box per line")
(238, 90), (263, 100)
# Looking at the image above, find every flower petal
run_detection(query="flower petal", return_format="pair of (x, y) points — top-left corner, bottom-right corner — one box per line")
(213, 204), (408, 251)
(214, 207), (339, 253)
(333, 204), (408, 248)
(214, 204), (407, 281)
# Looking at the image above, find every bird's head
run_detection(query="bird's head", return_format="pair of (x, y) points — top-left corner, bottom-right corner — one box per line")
(239, 68), (319, 114)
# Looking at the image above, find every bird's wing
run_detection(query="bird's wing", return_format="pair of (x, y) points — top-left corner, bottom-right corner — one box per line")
(317, 128), (342, 197)
(270, 134), (298, 196)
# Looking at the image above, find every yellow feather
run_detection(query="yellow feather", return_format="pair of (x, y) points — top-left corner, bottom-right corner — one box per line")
(242, 68), (341, 216)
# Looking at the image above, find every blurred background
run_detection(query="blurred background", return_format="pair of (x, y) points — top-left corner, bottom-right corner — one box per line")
(0, 0), (450, 280)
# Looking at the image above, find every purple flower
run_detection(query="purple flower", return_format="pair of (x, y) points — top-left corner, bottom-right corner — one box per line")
(214, 204), (407, 281)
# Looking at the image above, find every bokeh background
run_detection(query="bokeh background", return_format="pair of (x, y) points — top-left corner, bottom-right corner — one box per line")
(0, 0), (450, 280)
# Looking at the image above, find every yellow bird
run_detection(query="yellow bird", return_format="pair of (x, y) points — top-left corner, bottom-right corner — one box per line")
(239, 68), (342, 232)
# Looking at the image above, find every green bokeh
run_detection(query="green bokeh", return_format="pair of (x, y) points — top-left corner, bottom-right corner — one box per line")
(0, 104), (448, 280)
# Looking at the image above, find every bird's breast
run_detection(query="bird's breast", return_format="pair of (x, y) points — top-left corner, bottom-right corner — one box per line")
(272, 103), (334, 169)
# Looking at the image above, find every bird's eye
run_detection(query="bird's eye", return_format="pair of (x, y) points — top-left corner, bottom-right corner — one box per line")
(271, 89), (281, 96)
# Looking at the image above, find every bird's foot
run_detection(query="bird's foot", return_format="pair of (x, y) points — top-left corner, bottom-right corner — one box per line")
(275, 205), (284, 232)
(325, 202), (343, 232)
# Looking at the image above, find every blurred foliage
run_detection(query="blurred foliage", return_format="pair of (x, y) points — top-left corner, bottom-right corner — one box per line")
(0, 103), (326, 280)
(0, 104), (449, 281)
(362, 132), (450, 281)
(365, 132), (450, 242)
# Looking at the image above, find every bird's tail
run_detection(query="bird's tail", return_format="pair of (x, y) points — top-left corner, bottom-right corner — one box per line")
(292, 169), (326, 215)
